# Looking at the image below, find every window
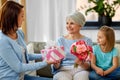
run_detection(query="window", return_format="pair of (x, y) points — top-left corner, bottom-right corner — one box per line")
(76, 0), (120, 29)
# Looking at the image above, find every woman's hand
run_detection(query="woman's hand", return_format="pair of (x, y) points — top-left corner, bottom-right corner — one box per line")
(53, 60), (61, 69)
(75, 58), (84, 66)
(46, 59), (61, 69)
(46, 60), (57, 65)
(75, 58), (90, 69)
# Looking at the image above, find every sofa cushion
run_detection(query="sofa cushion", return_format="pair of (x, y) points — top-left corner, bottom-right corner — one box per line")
(33, 42), (46, 53)
(27, 42), (34, 53)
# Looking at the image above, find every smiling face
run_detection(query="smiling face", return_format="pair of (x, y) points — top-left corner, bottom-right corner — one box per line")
(97, 30), (107, 46)
(66, 18), (81, 34)
(18, 8), (24, 28)
(97, 26), (115, 52)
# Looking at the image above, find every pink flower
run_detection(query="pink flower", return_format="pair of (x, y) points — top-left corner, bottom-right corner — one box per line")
(76, 44), (87, 54)
(70, 40), (93, 61)
(78, 52), (88, 60)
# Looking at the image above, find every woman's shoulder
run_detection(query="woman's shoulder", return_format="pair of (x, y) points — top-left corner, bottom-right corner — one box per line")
(56, 35), (74, 46)
(82, 36), (93, 46)
(56, 35), (75, 42)
(17, 29), (24, 39)
(56, 35), (65, 41)
(83, 36), (92, 41)
(17, 29), (24, 35)
(0, 33), (8, 42)
(0, 35), (11, 50)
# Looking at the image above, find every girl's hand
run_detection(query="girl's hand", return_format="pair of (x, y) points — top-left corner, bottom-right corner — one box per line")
(96, 68), (104, 76)
(103, 71), (107, 76)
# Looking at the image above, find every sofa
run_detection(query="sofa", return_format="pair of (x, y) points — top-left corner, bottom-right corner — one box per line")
(27, 41), (120, 78)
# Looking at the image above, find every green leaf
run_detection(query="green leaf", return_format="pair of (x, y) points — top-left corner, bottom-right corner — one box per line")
(74, 46), (76, 52)
(85, 0), (119, 18)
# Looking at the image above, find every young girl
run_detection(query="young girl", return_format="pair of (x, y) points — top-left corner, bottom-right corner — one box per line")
(89, 26), (120, 80)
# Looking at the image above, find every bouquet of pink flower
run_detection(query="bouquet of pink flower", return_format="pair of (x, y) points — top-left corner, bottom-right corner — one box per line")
(70, 40), (93, 67)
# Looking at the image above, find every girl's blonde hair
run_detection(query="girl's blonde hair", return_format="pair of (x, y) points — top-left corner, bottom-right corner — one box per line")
(100, 26), (115, 52)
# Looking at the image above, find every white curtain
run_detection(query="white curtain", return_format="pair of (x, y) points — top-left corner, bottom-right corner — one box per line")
(26, 0), (76, 42)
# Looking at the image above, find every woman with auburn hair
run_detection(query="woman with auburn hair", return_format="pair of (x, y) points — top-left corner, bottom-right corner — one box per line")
(0, 1), (55, 80)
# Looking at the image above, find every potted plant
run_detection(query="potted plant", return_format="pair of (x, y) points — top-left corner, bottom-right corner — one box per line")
(85, 0), (120, 26)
